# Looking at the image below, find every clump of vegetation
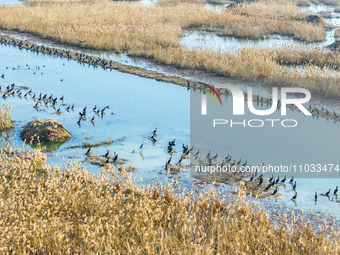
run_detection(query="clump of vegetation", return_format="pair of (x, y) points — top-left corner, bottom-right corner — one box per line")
(0, 104), (13, 131)
(20, 118), (72, 143)
(335, 28), (340, 37)
(0, 138), (340, 253)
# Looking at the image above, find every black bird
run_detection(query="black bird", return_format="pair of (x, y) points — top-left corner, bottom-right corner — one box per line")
(237, 158), (241, 166)
(292, 181), (296, 190)
(272, 187), (278, 195)
(206, 150), (211, 159)
(291, 192), (297, 200)
(66, 105), (70, 111)
(324, 189), (331, 196)
(334, 186), (338, 195)
(194, 149), (200, 157)
(93, 105), (97, 111)
(275, 176), (280, 184)
(71, 104), (74, 110)
(152, 128), (157, 135)
(105, 158), (110, 164)
(60, 95), (64, 101)
(249, 174), (254, 182)
(1, 74), (4, 78)
(263, 182), (272, 192)
(268, 175), (274, 183)
(178, 156), (183, 163)
(77, 119), (81, 125)
(112, 154), (118, 162)
(104, 150), (109, 158)
(56, 108), (61, 114)
(150, 135), (157, 143)
(167, 157), (172, 165)
(280, 176), (286, 183)
(85, 147), (91, 155)
(315, 192), (318, 201)
(229, 160), (236, 167)
(289, 176), (294, 183)
(241, 160), (247, 167)
(91, 116), (95, 122)
(256, 177), (263, 187)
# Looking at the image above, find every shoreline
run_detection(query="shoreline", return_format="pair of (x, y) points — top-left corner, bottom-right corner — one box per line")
(1, 31), (340, 122)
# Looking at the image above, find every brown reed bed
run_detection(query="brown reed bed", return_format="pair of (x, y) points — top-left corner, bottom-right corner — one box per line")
(0, 104), (13, 131)
(0, 1), (329, 47)
(0, 136), (340, 253)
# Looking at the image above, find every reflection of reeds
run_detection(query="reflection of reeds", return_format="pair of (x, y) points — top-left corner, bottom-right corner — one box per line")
(0, 139), (340, 252)
(0, 104), (13, 131)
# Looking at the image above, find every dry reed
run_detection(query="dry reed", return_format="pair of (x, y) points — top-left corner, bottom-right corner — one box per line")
(0, 104), (13, 131)
(0, 137), (340, 253)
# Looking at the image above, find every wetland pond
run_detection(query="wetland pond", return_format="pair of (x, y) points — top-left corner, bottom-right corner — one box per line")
(1, 42), (340, 218)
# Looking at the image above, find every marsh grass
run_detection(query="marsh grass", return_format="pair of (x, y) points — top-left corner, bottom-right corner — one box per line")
(0, 104), (13, 131)
(1, 137), (340, 253)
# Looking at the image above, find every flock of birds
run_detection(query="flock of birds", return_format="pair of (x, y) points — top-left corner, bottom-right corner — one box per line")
(85, 147), (119, 164)
(1, 66), (113, 127)
(192, 149), (340, 203)
(1, 65), (339, 206)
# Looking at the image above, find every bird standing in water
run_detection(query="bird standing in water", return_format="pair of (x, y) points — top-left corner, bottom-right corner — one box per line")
(85, 147), (91, 156)
(291, 192), (297, 200)
(292, 181), (296, 190)
(272, 187), (278, 196)
(139, 141), (146, 152)
(315, 192), (317, 201)
(104, 150), (109, 158)
(289, 176), (294, 183)
(334, 186), (338, 195)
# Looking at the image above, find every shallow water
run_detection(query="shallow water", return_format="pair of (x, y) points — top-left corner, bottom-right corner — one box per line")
(1, 36), (340, 217)
(0, 0), (21, 5)
(181, 30), (336, 54)
(180, 24), (339, 55)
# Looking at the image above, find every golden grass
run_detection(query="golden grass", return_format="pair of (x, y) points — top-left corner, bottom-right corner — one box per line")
(0, 1), (328, 46)
(229, 0), (307, 20)
(222, 16), (326, 41)
(0, 104), (13, 131)
(335, 28), (340, 37)
(0, 137), (340, 253)
(225, 0), (330, 40)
